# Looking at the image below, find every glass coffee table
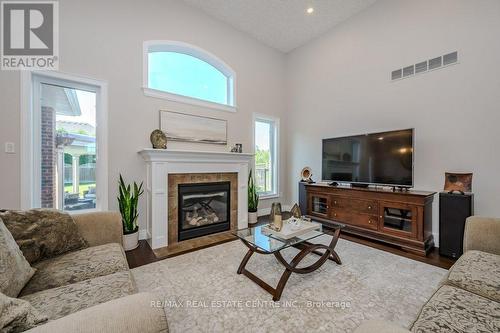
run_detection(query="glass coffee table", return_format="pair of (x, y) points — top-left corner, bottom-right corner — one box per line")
(233, 221), (343, 301)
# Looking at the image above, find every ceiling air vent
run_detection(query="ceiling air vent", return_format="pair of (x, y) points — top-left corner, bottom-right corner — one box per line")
(392, 51), (458, 81)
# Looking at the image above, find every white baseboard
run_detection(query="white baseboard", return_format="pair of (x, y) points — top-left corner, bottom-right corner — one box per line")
(139, 229), (150, 240)
(257, 204), (293, 217)
(433, 232), (439, 248)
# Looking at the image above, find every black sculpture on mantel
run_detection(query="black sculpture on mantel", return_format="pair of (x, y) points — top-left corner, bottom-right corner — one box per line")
(298, 182), (308, 215)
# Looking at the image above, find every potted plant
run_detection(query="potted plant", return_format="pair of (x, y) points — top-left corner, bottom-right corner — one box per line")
(118, 174), (144, 251)
(248, 169), (259, 224)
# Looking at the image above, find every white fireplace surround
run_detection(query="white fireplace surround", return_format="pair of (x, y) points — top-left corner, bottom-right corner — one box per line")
(139, 149), (253, 249)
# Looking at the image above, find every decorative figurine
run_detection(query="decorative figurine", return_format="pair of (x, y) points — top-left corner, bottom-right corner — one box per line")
(300, 167), (315, 183)
(290, 203), (302, 218)
(150, 129), (167, 149)
(273, 214), (283, 231)
(230, 143), (243, 153)
(269, 202), (282, 224)
(444, 172), (473, 194)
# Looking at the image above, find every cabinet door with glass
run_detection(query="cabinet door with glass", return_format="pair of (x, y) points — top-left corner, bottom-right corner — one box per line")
(379, 201), (418, 239)
(308, 192), (330, 219)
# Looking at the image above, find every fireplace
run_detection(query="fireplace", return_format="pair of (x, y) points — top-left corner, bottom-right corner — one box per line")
(178, 181), (231, 241)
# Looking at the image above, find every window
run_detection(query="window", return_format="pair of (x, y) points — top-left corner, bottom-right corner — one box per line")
(144, 41), (236, 111)
(254, 115), (279, 197)
(22, 72), (108, 212)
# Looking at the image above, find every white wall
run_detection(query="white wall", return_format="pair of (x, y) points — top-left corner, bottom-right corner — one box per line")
(286, 0), (500, 243)
(2, 0), (499, 245)
(0, 0), (287, 232)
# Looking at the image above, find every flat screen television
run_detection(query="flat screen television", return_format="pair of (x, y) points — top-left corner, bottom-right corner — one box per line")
(322, 129), (414, 187)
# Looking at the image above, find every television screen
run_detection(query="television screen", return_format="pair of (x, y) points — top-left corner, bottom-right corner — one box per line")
(322, 129), (414, 187)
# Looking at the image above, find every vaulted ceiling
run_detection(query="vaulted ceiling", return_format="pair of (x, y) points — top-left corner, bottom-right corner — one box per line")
(182, 0), (378, 53)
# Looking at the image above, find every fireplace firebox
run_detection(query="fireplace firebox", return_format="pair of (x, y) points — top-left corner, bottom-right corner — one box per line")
(178, 181), (231, 241)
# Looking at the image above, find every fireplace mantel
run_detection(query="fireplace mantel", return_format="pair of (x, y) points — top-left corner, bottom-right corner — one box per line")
(138, 149), (254, 249)
(139, 148), (254, 163)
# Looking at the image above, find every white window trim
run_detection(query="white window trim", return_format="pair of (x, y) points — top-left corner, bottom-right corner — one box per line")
(253, 113), (280, 200)
(20, 70), (109, 213)
(143, 40), (237, 113)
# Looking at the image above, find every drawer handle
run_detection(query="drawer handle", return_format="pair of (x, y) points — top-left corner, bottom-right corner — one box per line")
(368, 219), (373, 224)
(334, 201), (337, 205)
(334, 213), (337, 217)
(368, 205), (372, 210)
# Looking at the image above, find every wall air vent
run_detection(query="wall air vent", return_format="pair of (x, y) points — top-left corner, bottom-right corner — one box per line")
(415, 61), (428, 74)
(391, 51), (458, 81)
(443, 51), (458, 65)
(392, 69), (402, 80)
(428, 56), (442, 70)
(403, 65), (414, 77)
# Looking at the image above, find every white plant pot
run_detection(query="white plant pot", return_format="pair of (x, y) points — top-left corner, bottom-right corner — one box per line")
(123, 231), (139, 251)
(248, 212), (258, 225)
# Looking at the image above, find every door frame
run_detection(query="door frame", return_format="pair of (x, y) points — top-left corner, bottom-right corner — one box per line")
(20, 71), (108, 212)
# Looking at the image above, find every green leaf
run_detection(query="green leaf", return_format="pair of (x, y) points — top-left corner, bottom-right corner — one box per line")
(118, 174), (144, 233)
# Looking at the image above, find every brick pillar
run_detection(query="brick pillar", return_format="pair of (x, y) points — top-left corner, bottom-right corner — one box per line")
(41, 106), (55, 208)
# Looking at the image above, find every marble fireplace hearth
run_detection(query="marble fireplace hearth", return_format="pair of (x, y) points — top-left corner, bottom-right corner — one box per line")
(139, 149), (253, 254)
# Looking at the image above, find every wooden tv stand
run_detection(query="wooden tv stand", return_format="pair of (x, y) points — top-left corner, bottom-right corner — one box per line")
(299, 183), (436, 256)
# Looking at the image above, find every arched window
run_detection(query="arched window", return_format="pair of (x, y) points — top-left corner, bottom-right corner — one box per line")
(143, 41), (236, 111)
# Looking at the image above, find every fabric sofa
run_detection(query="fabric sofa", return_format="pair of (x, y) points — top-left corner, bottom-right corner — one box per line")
(355, 216), (500, 333)
(3, 211), (168, 333)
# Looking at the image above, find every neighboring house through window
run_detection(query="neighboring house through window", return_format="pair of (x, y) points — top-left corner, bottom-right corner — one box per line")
(144, 41), (236, 112)
(254, 114), (279, 198)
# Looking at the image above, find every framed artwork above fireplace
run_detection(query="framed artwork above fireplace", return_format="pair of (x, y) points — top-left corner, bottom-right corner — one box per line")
(159, 110), (227, 145)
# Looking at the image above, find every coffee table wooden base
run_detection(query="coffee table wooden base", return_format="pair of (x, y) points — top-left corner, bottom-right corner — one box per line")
(237, 228), (342, 301)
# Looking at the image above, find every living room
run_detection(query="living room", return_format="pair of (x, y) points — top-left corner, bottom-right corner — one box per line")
(0, 0), (499, 332)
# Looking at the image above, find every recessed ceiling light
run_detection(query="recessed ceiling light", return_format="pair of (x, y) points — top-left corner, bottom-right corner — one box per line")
(306, 7), (314, 14)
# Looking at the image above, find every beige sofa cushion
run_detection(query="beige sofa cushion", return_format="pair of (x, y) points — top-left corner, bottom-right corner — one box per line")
(20, 243), (129, 296)
(0, 218), (35, 297)
(464, 217), (500, 255)
(0, 292), (47, 333)
(21, 271), (137, 320)
(411, 285), (500, 333)
(26, 293), (168, 333)
(0, 209), (88, 264)
(442, 250), (500, 302)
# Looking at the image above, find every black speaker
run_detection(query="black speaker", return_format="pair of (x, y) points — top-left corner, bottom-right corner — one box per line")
(439, 192), (474, 258)
(298, 182), (308, 215)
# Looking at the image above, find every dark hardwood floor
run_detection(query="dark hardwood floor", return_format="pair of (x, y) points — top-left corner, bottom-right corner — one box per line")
(126, 215), (456, 270)
(338, 233), (455, 269)
(126, 240), (159, 269)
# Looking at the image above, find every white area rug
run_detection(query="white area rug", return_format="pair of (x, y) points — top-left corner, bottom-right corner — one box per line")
(132, 236), (446, 332)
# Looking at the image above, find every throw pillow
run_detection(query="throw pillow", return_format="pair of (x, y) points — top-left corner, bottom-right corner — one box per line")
(0, 291), (48, 333)
(0, 209), (88, 264)
(0, 218), (35, 297)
